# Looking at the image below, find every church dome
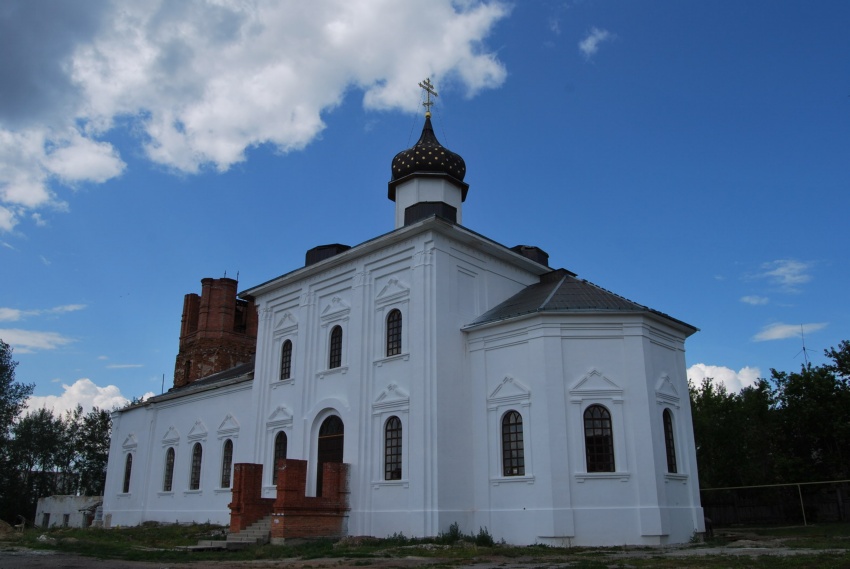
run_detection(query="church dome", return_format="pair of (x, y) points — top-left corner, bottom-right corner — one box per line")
(390, 115), (466, 184)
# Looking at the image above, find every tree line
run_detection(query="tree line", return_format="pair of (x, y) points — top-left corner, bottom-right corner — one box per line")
(690, 340), (850, 489)
(1, 340), (111, 524)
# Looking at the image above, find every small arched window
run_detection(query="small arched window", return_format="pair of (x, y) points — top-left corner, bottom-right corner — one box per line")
(123, 454), (133, 493)
(584, 404), (615, 472)
(329, 325), (343, 369)
(280, 340), (292, 380)
(384, 416), (402, 480)
(501, 411), (525, 476)
(272, 431), (288, 485)
(189, 442), (203, 490)
(386, 310), (402, 357)
(163, 447), (175, 491)
(663, 409), (677, 473)
(221, 439), (233, 488)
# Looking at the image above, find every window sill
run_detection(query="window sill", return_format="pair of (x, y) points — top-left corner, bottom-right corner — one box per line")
(374, 353), (410, 367)
(215, 488), (232, 494)
(575, 472), (630, 483)
(157, 491), (174, 497)
(664, 473), (689, 483)
(372, 479), (409, 489)
(490, 474), (535, 486)
(318, 366), (348, 379)
(183, 490), (203, 496)
(117, 492), (131, 498)
(272, 378), (294, 389)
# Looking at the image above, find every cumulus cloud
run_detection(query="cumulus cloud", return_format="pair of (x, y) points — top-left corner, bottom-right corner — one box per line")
(688, 363), (762, 393)
(0, 328), (75, 353)
(740, 295), (769, 305)
(579, 27), (613, 59)
(755, 259), (813, 292)
(25, 378), (154, 415)
(753, 322), (828, 342)
(0, 0), (510, 231)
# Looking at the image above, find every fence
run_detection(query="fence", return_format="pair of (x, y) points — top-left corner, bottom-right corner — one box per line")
(700, 480), (850, 527)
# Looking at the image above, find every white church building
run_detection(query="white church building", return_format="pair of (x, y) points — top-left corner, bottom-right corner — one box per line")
(103, 103), (705, 545)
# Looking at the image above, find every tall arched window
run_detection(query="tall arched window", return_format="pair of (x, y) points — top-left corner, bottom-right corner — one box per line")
(163, 447), (175, 491)
(122, 454), (133, 493)
(280, 340), (292, 380)
(501, 410), (525, 476)
(663, 409), (677, 473)
(329, 326), (343, 369)
(272, 431), (288, 485)
(384, 416), (402, 480)
(189, 442), (203, 490)
(317, 416), (344, 496)
(386, 310), (402, 357)
(584, 404), (615, 472)
(221, 439), (233, 488)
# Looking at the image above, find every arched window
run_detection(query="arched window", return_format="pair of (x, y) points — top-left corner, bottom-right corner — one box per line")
(123, 454), (133, 493)
(280, 340), (292, 380)
(386, 310), (402, 357)
(329, 326), (343, 369)
(272, 431), (287, 485)
(189, 442), (203, 490)
(384, 416), (402, 480)
(663, 409), (677, 473)
(317, 415), (344, 496)
(501, 410), (525, 476)
(163, 447), (175, 491)
(584, 405), (615, 472)
(221, 439), (233, 488)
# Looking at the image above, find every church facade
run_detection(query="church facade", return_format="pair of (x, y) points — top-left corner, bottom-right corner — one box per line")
(102, 109), (705, 545)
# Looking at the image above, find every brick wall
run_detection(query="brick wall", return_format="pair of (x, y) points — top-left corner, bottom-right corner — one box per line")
(173, 278), (258, 387)
(228, 463), (274, 533)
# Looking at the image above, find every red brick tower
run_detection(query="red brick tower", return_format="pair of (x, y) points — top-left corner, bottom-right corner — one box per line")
(173, 278), (258, 388)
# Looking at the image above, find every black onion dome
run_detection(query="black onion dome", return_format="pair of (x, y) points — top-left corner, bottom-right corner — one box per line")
(391, 115), (466, 183)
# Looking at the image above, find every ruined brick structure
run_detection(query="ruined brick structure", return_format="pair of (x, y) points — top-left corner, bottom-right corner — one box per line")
(229, 459), (350, 542)
(173, 277), (258, 388)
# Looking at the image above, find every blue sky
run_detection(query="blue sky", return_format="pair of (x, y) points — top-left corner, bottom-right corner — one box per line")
(1, 0), (848, 413)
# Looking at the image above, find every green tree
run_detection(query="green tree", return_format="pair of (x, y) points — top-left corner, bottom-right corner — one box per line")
(75, 407), (112, 495)
(0, 340), (34, 522)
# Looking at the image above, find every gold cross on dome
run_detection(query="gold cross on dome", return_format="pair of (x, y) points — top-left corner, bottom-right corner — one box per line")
(418, 77), (438, 116)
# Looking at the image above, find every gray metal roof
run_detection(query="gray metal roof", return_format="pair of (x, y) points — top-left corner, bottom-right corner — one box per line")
(469, 269), (696, 332)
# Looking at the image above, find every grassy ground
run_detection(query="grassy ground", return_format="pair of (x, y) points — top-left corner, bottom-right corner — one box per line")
(2, 521), (849, 568)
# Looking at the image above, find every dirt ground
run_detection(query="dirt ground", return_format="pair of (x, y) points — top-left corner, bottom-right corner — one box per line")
(1, 543), (847, 569)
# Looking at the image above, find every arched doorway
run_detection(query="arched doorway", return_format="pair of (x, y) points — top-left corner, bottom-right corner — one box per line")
(316, 415), (344, 496)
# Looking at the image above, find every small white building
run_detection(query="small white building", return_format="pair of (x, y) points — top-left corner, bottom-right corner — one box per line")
(35, 496), (102, 528)
(103, 110), (705, 545)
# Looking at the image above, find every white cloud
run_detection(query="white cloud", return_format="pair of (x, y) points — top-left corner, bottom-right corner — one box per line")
(106, 364), (144, 369)
(0, 328), (75, 353)
(25, 378), (155, 416)
(756, 259), (813, 291)
(0, 0), (510, 231)
(0, 303), (86, 322)
(740, 295), (769, 305)
(688, 363), (762, 393)
(753, 321), (828, 342)
(578, 27), (613, 59)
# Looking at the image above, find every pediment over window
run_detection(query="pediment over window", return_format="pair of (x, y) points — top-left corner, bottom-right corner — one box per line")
(218, 413), (240, 436)
(373, 383), (410, 411)
(122, 433), (138, 450)
(187, 419), (208, 441)
(488, 376), (531, 405)
(570, 369), (623, 396)
(375, 278), (410, 305)
(162, 426), (180, 445)
(266, 405), (293, 428)
(274, 311), (298, 332)
(320, 296), (351, 321)
(655, 374), (680, 406)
